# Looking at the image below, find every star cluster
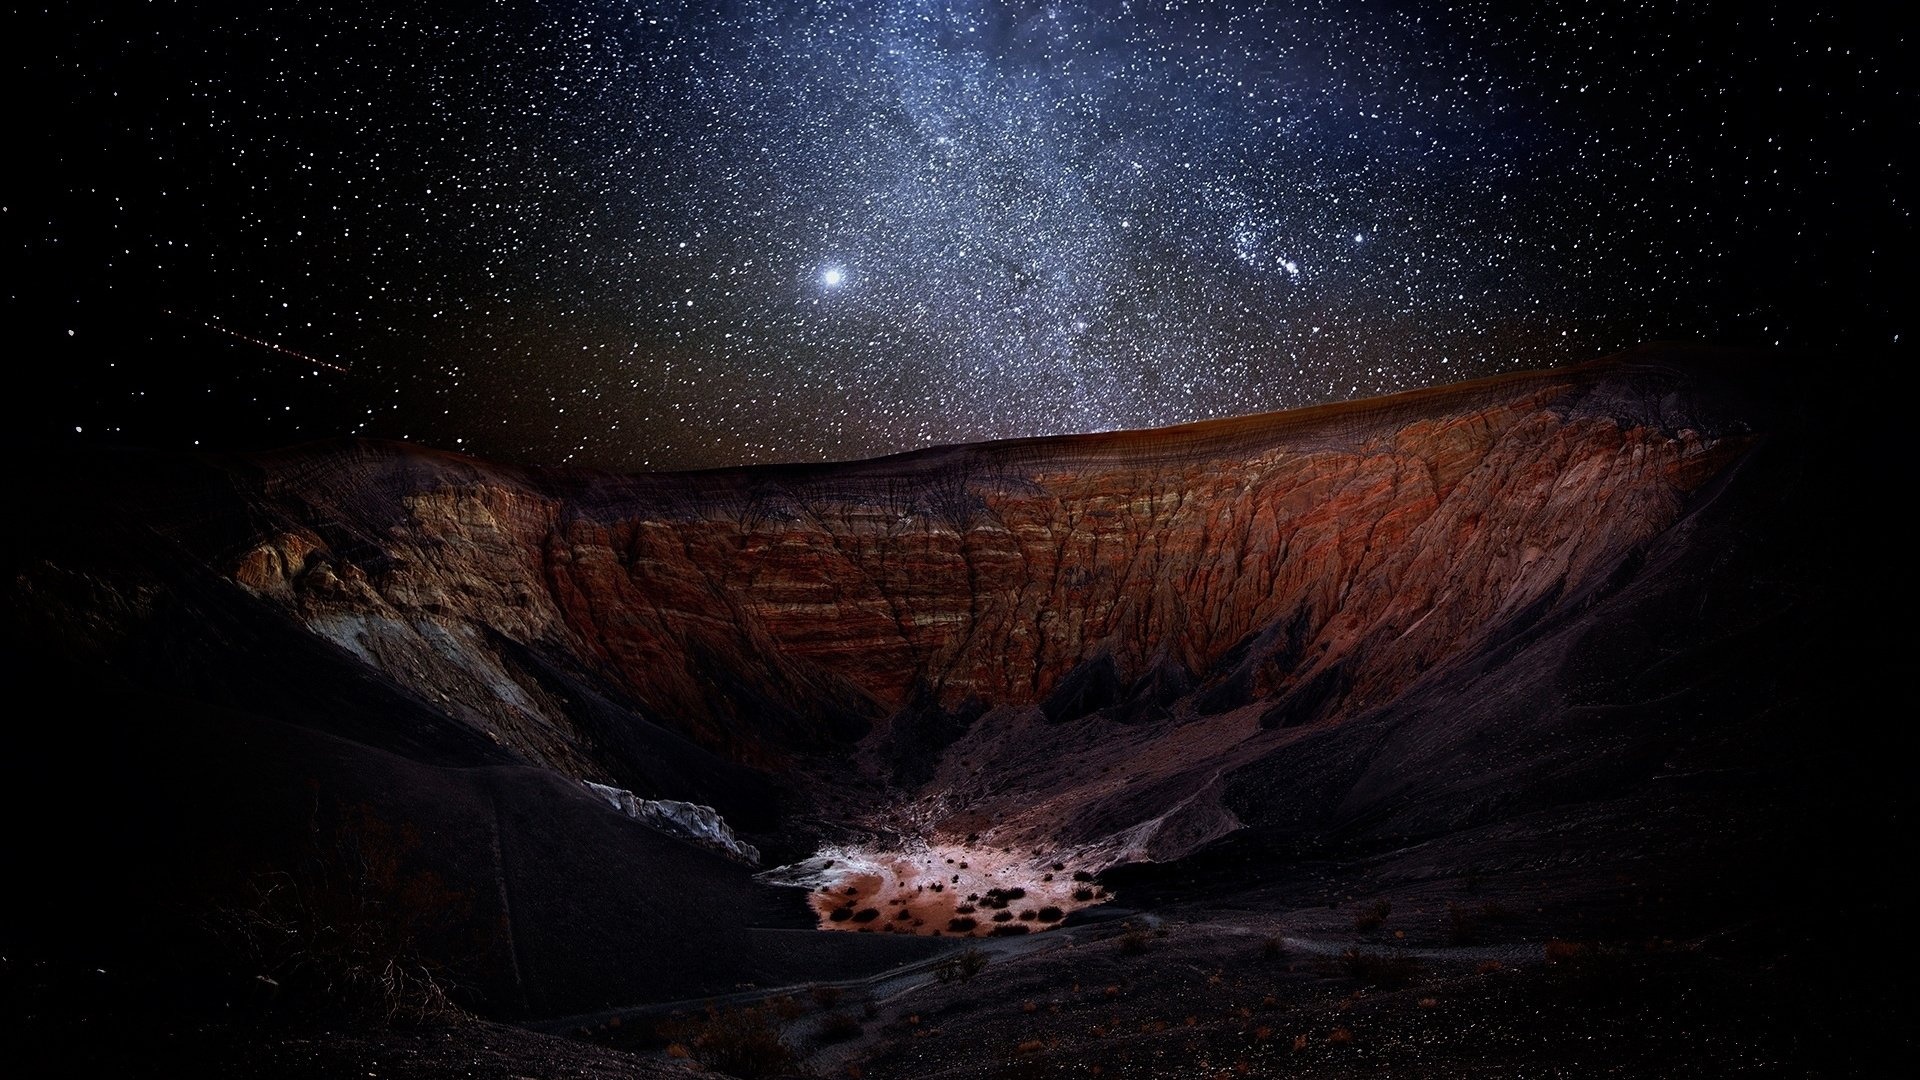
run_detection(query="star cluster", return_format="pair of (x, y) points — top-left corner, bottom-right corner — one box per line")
(10, 1), (1909, 469)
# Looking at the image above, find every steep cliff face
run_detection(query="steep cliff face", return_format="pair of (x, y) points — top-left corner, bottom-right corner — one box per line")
(220, 355), (1742, 801)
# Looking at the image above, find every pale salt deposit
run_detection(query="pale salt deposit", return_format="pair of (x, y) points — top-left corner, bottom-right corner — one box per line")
(759, 840), (1108, 936)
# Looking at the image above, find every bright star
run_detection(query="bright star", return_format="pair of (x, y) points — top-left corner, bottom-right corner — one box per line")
(821, 266), (846, 288)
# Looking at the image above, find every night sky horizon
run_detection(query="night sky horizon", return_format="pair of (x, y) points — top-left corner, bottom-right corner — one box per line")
(8, 1), (1910, 471)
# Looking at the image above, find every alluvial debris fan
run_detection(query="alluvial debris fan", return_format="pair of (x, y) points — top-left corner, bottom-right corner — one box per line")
(2, 346), (1905, 1076)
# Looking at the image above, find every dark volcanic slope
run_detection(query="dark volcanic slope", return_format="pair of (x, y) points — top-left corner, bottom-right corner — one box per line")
(8, 345), (1899, 1062)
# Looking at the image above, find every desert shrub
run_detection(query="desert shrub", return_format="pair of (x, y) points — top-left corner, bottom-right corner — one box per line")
(1539, 942), (1646, 1007)
(936, 947), (989, 983)
(1037, 906), (1064, 923)
(992, 911), (1014, 923)
(829, 906), (854, 922)
(1018, 909), (1038, 921)
(1339, 950), (1423, 987)
(1072, 887), (1096, 902)
(991, 923), (1031, 936)
(1352, 899), (1392, 932)
(1072, 871), (1094, 882)
(818, 1011), (862, 1043)
(960, 947), (989, 979)
(212, 802), (469, 1025)
(851, 908), (881, 923)
(954, 904), (976, 915)
(948, 916), (978, 933)
(1543, 939), (1592, 963)
(677, 1007), (795, 1078)
(1446, 901), (1479, 944)
(1003, 887), (1028, 901)
(1449, 899), (1515, 944)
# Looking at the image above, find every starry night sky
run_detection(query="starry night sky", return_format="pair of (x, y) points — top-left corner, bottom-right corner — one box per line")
(8, 1), (1910, 470)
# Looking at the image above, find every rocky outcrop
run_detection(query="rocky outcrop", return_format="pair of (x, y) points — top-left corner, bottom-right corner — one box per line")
(582, 781), (760, 865)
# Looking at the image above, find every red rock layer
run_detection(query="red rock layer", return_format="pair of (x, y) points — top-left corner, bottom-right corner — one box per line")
(229, 358), (1743, 770)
